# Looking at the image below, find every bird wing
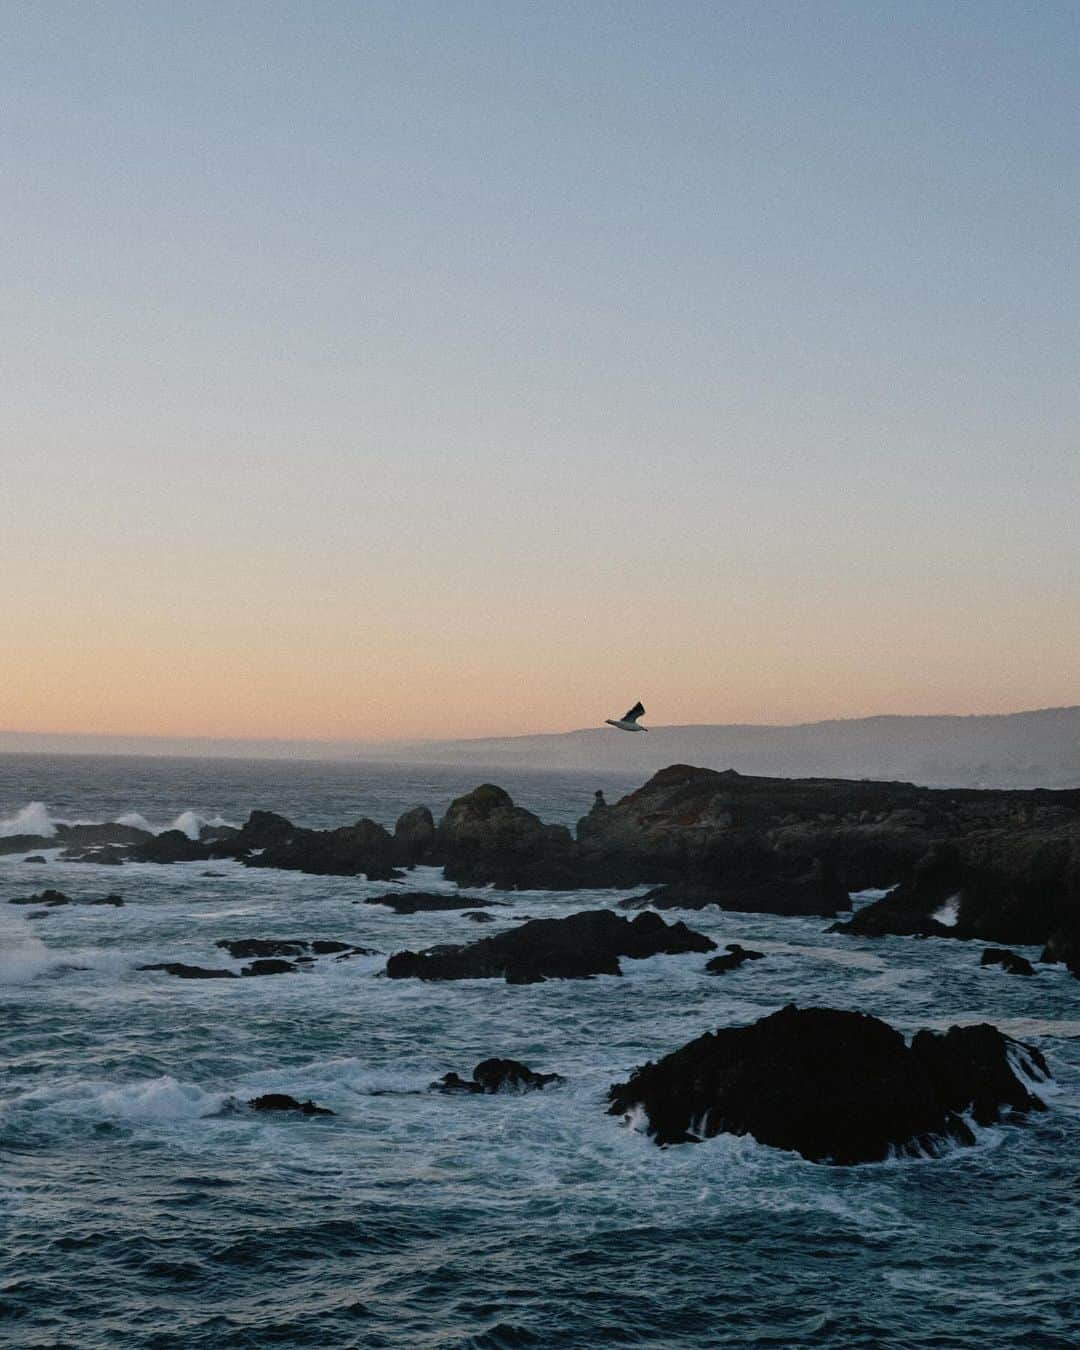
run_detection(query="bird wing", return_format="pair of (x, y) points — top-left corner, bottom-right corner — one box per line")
(622, 702), (645, 723)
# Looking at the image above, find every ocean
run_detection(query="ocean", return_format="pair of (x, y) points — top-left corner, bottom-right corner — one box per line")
(2, 754), (1078, 1348)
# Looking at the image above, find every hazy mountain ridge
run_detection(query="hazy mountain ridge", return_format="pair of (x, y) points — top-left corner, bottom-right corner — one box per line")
(3, 706), (1079, 787)
(386, 706), (1080, 788)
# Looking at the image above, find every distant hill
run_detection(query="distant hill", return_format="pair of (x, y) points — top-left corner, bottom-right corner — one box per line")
(3, 707), (1079, 788)
(381, 706), (1080, 789)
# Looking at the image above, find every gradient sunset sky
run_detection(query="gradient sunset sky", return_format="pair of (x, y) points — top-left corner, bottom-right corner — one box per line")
(3, 2), (1077, 741)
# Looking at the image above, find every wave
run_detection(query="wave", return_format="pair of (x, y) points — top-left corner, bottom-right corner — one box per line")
(0, 801), (57, 838)
(0, 801), (238, 840)
(0, 906), (54, 983)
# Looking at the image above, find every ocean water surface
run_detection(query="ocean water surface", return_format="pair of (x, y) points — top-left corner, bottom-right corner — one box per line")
(2, 754), (1079, 1348)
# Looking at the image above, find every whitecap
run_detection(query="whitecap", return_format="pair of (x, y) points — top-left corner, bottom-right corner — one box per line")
(0, 906), (54, 984)
(0, 801), (58, 838)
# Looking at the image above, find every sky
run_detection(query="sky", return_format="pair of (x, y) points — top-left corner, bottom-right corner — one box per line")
(2, 1), (1078, 741)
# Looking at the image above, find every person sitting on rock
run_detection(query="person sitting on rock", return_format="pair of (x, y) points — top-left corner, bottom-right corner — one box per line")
(592, 790), (607, 811)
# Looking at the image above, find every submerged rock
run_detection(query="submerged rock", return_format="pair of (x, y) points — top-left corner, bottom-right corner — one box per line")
(432, 1058), (564, 1094)
(462, 910), (497, 923)
(240, 958), (296, 976)
(363, 892), (501, 915)
(981, 948), (1036, 976)
(9, 889), (73, 907)
(607, 1005), (1049, 1164)
(138, 962), (237, 979)
(386, 909), (715, 984)
(24, 855), (47, 863)
(215, 938), (376, 960)
(8, 889), (123, 908)
(704, 943), (766, 975)
(247, 1093), (334, 1116)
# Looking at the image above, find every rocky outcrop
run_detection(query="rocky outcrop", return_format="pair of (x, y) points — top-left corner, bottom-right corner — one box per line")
(362, 892), (502, 915)
(705, 943), (765, 974)
(245, 817), (401, 880)
(981, 948), (1036, 976)
(386, 909), (715, 983)
(230, 810), (296, 850)
(247, 1093), (334, 1116)
(607, 1005), (1049, 1163)
(436, 785), (583, 888)
(0, 821), (152, 857)
(431, 1058), (564, 1094)
(831, 824), (1080, 951)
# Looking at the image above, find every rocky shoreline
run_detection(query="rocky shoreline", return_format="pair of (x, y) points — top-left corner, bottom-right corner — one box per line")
(7, 763), (1078, 972)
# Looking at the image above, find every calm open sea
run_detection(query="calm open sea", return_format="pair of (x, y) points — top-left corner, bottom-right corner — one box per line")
(2, 754), (1078, 1348)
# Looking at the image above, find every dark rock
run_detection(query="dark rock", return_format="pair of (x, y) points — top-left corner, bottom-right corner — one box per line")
(217, 938), (309, 959)
(216, 938), (372, 960)
(231, 810), (297, 850)
(463, 910), (497, 923)
(473, 1057), (564, 1091)
(437, 784), (581, 889)
(138, 962), (237, 979)
(432, 1058), (564, 1094)
(431, 1071), (484, 1094)
(624, 865), (845, 917)
(24, 855), (47, 864)
(59, 844), (127, 865)
(363, 892), (501, 915)
(240, 958), (297, 976)
(247, 1093), (334, 1116)
(393, 805), (438, 865)
(980, 948), (1036, 976)
(245, 817), (400, 881)
(9, 889), (72, 907)
(201, 871), (227, 877)
(86, 894), (124, 907)
(1040, 922), (1080, 978)
(131, 830), (215, 864)
(387, 909), (715, 984)
(199, 823), (239, 843)
(607, 1005), (1049, 1163)
(0, 834), (54, 856)
(909, 1022), (1049, 1125)
(58, 823), (152, 848)
(705, 943), (766, 974)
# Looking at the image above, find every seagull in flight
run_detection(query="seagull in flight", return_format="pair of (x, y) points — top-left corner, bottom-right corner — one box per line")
(605, 701), (647, 733)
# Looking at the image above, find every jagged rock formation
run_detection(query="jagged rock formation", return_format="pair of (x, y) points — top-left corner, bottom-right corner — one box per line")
(608, 1005), (1050, 1163)
(386, 909), (715, 983)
